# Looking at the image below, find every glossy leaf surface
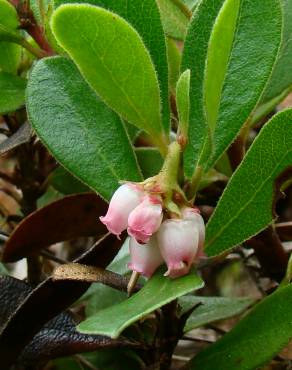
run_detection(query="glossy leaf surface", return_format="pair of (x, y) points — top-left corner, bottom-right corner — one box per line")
(0, 0), (21, 73)
(53, 0), (170, 135)
(51, 5), (167, 152)
(156, 0), (191, 40)
(78, 268), (204, 338)
(0, 72), (26, 114)
(26, 57), (142, 200)
(0, 234), (125, 368)
(0, 276), (124, 366)
(187, 285), (292, 370)
(182, 0), (282, 177)
(206, 109), (292, 256)
(261, 0), (292, 103)
(179, 296), (254, 333)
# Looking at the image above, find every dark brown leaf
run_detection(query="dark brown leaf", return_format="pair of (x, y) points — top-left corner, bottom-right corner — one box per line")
(2, 193), (108, 262)
(0, 232), (125, 368)
(0, 275), (132, 366)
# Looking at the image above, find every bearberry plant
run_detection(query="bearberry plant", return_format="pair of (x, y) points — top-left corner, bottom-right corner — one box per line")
(0, 0), (292, 369)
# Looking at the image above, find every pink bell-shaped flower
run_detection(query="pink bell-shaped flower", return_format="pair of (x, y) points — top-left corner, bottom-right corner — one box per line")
(157, 218), (199, 278)
(100, 183), (144, 237)
(127, 195), (163, 244)
(128, 236), (164, 277)
(182, 207), (205, 258)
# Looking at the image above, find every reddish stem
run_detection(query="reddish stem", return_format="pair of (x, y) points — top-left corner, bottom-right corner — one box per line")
(12, 0), (54, 56)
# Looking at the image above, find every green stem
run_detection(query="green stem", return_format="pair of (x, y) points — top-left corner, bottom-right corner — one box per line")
(158, 141), (181, 190)
(19, 38), (46, 58)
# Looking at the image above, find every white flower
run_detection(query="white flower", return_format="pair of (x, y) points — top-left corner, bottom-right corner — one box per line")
(128, 236), (164, 277)
(100, 183), (144, 237)
(157, 218), (200, 278)
(127, 195), (163, 244)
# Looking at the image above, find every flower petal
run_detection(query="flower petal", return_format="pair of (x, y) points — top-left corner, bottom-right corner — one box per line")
(100, 183), (144, 237)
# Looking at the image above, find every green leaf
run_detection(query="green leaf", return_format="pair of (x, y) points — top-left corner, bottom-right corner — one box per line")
(124, 122), (140, 142)
(107, 238), (131, 276)
(51, 4), (168, 154)
(53, 0), (170, 137)
(87, 350), (142, 370)
(135, 148), (163, 179)
(30, 0), (51, 24)
(78, 267), (204, 338)
(0, 0), (20, 42)
(261, 0), (292, 104)
(204, 0), (240, 134)
(26, 57), (142, 201)
(182, 0), (282, 178)
(181, 0), (225, 178)
(156, 0), (191, 40)
(37, 186), (63, 208)
(198, 168), (228, 191)
(0, 72), (26, 114)
(82, 239), (130, 316)
(49, 166), (90, 195)
(167, 37), (181, 93)
(86, 286), (127, 317)
(187, 285), (292, 370)
(182, 0), (199, 10)
(176, 69), (190, 139)
(205, 109), (292, 257)
(179, 296), (254, 333)
(0, 0), (21, 73)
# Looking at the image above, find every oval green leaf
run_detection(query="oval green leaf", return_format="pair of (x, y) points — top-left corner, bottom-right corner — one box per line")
(206, 109), (292, 257)
(181, 0), (225, 177)
(0, 72), (26, 114)
(187, 285), (292, 370)
(156, 0), (191, 40)
(26, 57), (142, 201)
(179, 296), (254, 333)
(0, 0), (21, 73)
(261, 0), (292, 104)
(77, 267), (204, 338)
(51, 4), (168, 154)
(53, 0), (171, 135)
(182, 0), (282, 177)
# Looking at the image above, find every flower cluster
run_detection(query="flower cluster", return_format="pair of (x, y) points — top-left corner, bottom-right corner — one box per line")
(100, 183), (205, 279)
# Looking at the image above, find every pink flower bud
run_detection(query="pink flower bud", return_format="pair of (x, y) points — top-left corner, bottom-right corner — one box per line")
(100, 183), (143, 237)
(182, 207), (206, 258)
(128, 236), (164, 277)
(127, 195), (163, 244)
(157, 218), (199, 278)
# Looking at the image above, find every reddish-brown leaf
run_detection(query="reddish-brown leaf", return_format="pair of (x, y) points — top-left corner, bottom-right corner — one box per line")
(0, 275), (133, 367)
(2, 192), (108, 262)
(0, 232), (126, 368)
